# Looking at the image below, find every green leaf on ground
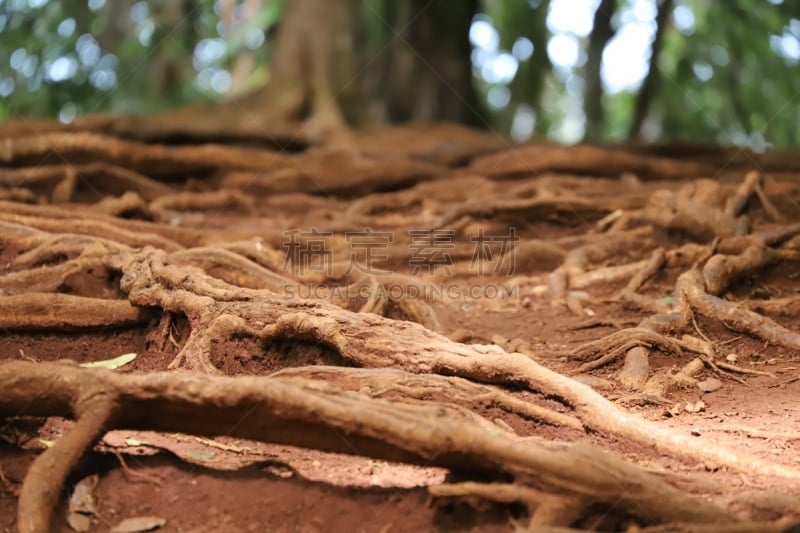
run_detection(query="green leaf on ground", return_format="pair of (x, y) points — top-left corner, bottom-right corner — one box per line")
(80, 353), (138, 370)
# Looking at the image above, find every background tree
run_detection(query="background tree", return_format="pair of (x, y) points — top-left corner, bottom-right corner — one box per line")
(582, 0), (617, 142)
(0, 0), (798, 146)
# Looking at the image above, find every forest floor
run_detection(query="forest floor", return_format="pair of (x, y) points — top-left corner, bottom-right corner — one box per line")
(0, 120), (799, 533)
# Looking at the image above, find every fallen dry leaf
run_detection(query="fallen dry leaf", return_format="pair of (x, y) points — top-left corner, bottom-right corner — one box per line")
(110, 516), (167, 533)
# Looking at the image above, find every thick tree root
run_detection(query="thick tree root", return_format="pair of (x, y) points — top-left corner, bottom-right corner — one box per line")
(0, 293), (153, 329)
(429, 482), (584, 528)
(435, 195), (617, 229)
(0, 248), (772, 481)
(271, 365), (583, 430)
(1, 238), (797, 483)
(678, 269), (800, 351)
(0, 163), (174, 202)
(0, 201), (195, 249)
(517, 170), (800, 399)
(0, 361), (738, 532)
(469, 143), (716, 180)
(0, 132), (294, 176)
(149, 189), (254, 215)
(546, 227), (655, 307)
(2, 127), (800, 531)
(215, 147), (446, 197)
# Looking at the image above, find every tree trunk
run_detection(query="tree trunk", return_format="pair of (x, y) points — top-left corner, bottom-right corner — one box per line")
(221, 0), (265, 98)
(150, 1), (196, 100)
(628, 0), (674, 140)
(379, 0), (487, 127)
(583, 0), (617, 142)
(237, 0), (362, 135)
(237, 0), (484, 132)
(104, 0), (483, 145)
(501, 0), (552, 137)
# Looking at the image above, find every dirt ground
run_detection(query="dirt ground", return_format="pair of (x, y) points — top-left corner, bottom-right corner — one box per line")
(0, 121), (799, 532)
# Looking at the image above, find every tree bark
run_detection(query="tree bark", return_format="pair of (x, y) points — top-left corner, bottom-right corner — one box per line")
(236, 0), (362, 134)
(583, 0), (617, 142)
(150, 1), (197, 98)
(230, 0), (485, 133)
(74, 0), (484, 144)
(501, 0), (552, 137)
(628, 0), (674, 140)
(379, 0), (487, 127)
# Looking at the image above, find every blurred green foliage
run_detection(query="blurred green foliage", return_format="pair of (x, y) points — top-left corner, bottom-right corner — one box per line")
(0, 0), (798, 147)
(656, 0), (800, 146)
(0, 0), (282, 120)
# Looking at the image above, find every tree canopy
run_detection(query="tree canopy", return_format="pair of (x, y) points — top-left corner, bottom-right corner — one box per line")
(0, 0), (798, 146)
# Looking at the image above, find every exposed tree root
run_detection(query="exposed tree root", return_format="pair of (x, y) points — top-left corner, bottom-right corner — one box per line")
(93, 191), (154, 219)
(0, 228), (131, 272)
(0, 247), (784, 483)
(547, 227), (655, 308)
(149, 189), (255, 216)
(519, 169), (800, 401)
(571, 328), (681, 372)
(0, 162), (174, 202)
(0, 211), (185, 254)
(0, 254), (115, 295)
(167, 245), (446, 330)
(168, 246), (296, 292)
(0, 132), (294, 176)
(0, 201), (196, 249)
(469, 143), (716, 180)
(703, 244), (783, 296)
(744, 296), (800, 318)
(0, 293), (153, 329)
(726, 170), (784, 222)
(351, 123), (505, 166)
(215, 148), (446, 196)
(436, 195), (617, 229)
(2, 127), (800, 531)
(0, 361), (740, 532)
(271, 365), (583, 430)
(678, 269), (800, 351)
(1, 216), (794, 501)
(0, 220), (797, 489)
(618, 248), (673, 313)
(429, 482), (584, 528)
(642, 190), (743, 241)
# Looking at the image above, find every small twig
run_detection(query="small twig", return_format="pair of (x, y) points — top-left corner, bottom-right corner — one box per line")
(768, 374), (800, 388)
(192, 436), (255, 454)
(168, 321), (180, 348)
(685, 314), (751, 382)
(616, 393), (673, 407)
(716, 335), (743, 346)
(112, 450), (162, 487)
(690, 311), (714, 346)
(707, 425), (800, 442)
(753, 181), (783, 221)
(562, 318), (626, 331)
(704, 360), (749, 385)
(713, 361), (775, 378)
